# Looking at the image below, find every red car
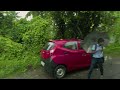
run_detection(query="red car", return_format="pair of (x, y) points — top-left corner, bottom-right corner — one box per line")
(40, 39), (92, 79)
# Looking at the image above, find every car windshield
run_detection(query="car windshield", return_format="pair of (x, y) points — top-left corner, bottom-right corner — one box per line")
(43, 42), (55, 50)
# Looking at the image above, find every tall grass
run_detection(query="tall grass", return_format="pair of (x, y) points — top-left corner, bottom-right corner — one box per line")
(0, 36), (41, 78)
(104, 43), (120, 57)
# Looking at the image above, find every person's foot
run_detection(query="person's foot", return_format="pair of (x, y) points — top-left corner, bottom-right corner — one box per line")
(100, 75), (104, 79)
(96, 68), (99, 71)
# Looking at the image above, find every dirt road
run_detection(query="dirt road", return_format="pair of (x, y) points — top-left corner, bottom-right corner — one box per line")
(4, 56), (120, 79)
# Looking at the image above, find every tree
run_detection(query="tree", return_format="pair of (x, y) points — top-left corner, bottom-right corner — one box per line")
(0, 11), (18, 37)
(52, 11), (116, 39)
(25, 11), (117, 39)
(22, 16), (55, 52)
(25, 11), (52, 19)
(11, 18), (29, 43)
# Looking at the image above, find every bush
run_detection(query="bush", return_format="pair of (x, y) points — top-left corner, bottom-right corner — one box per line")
(22, 16), (55, 53)
(0, 36), (41, 78)
(104, 43), (120, 57)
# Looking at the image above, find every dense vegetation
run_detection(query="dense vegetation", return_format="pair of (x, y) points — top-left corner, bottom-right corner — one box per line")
(0, 11), (120, 78)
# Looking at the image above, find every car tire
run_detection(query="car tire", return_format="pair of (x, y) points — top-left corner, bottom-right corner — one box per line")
(54, 65), (66, 79)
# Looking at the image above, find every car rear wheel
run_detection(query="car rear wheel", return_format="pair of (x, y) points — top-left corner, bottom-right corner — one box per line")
(54, 65), (66, 79)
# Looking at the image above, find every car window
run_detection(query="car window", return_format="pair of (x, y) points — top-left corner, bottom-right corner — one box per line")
(79, 40), (84, 50)
(64, 41), (78, 50)
(43, 42), (55, 50)
(78, 43), (83, 49)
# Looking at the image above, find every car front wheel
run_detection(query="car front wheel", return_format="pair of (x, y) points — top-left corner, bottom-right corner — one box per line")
(54, 65), (66, 79)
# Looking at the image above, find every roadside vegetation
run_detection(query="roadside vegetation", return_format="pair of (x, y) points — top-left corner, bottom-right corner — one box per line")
(0, 11), (120, 78)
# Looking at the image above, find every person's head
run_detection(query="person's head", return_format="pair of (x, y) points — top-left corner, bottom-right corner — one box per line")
(98, 38), (104, 45)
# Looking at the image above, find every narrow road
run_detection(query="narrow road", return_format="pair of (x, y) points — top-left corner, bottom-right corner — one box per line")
(4, 56), (120, 79)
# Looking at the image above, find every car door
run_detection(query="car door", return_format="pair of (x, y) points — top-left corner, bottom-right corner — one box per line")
(63, 41), (81, 71)
(77, 41), (91, 68)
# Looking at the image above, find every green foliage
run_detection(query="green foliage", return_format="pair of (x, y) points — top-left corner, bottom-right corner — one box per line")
(0, 11), (17, 36)
(108, 13), (120, 44)
(26, 11), (52, 19)
(51, 11), (116, 39)
(1, 11), (120, 78)
(25, 11), (117, 39)
(104, 43), (120, 57)
(0, 36), (23, 55)
(10, 18), (29, 43)
(0, 12), (55, 78)
(0, 51), (40, 78)
(22, 16), (55, 52)
(0, 35), (40, 78)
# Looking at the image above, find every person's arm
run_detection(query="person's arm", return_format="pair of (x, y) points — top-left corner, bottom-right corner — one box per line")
(91, 45), (96, 53)
(91, 44), (102, 53)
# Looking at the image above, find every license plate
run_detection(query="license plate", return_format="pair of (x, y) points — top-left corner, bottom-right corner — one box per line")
(41, 61), (45, 66)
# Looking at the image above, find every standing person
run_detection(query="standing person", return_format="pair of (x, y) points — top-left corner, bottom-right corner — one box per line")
(88, 38), (104, 79)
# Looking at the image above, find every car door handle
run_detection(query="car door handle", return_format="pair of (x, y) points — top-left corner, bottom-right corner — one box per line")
(64, 52), (68, 55)
(82, 53), (86, 56)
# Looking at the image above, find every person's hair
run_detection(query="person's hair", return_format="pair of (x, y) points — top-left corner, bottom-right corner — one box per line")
(98, 38), (104, 43)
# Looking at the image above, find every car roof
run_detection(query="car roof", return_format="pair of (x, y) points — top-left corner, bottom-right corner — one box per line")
(49, 39), (83, 44)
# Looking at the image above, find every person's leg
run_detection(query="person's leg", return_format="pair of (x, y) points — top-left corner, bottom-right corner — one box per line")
(101, 57), (104, 63)
(98, 59), (103, 76)
(95, 63), (99, 70)
(88, 58), (97, 79)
